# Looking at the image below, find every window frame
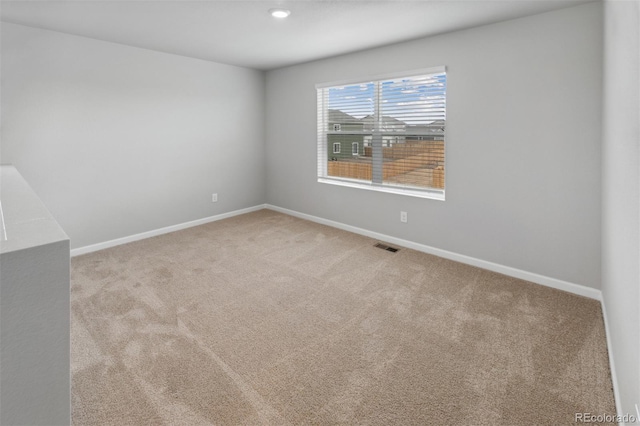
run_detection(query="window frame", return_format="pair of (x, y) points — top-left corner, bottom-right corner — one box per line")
(332, 142), (341, 154)
(316, 66), (446, 201)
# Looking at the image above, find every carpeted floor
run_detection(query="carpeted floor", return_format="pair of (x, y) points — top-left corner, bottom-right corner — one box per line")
(71, 209), (615, 425)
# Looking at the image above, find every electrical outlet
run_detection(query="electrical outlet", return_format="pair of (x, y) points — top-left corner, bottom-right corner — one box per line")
(400, 211), (407, 223)
(212, 193), (218, 203)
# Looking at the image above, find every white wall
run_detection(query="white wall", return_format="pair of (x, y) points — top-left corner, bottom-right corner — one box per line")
(2, 1), (635, 418)
(265, 3), (603, 290)
(1, 22), (266, 249)
(602, 0), (640, 419)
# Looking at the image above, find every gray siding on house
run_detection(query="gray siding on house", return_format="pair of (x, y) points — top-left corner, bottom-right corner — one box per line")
(327, 109), (365, 160)
(328, 134), (365, 160)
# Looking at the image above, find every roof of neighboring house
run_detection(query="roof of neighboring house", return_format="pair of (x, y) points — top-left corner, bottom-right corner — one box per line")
(428, 119), (446, 127)
(329, 110), (445, 132)
(406, 120), (446, 133)
(361, 115), (405, 124)
(328, 109), (360, 124)
(361, 114), (406, 131)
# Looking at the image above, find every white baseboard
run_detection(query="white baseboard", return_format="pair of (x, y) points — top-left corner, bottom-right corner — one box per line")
(70, 204), (267, 257)
(73, 202), (604, 301)
(600, 297), (624, 423)
(265, 204), (602, 301)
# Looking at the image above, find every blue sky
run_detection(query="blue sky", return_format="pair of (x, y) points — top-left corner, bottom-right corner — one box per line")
(328, 73), (446, 125)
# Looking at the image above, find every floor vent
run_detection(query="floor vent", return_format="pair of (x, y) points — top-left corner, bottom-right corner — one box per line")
(374, 243), (399, 253)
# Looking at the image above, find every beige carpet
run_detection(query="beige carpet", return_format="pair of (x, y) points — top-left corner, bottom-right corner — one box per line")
(71, 209), (615, 425)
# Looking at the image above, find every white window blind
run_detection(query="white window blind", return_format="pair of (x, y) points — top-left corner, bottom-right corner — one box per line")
(317, 67), (446, 199)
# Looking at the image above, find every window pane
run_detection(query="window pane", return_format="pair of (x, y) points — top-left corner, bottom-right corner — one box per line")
(328, 83), (374, 122)
(380, 138), (444, 189)
(317, 69), (446, 196)
(380, 73), (446, 126)
(379, 73), (446, 190)
(324, 83), (374, 182)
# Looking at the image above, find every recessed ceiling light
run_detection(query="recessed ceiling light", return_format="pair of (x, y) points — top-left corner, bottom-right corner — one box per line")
(269, 8), (291, 19)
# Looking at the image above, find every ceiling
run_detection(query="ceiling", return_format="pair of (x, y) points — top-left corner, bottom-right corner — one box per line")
(1, 0), (594, 70)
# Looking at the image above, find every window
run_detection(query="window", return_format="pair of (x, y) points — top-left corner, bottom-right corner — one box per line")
(317, 67), (446, 200)
(333, 142), (341, 154)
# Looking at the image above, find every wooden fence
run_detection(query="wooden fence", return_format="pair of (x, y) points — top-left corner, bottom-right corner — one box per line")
(328, 140), (445, 189)
(364, 140), (444, 161)
(327, 161), (372, 181)
(328, 159), (444, 189)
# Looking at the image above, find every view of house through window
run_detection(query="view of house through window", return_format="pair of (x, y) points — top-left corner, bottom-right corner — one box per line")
(317, 68), (446, 198)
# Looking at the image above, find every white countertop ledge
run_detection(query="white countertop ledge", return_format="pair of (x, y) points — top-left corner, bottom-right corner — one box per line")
(0, 165), (69, 254)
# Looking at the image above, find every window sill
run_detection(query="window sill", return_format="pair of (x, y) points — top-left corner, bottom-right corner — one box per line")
(318, 177), (445, 201)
